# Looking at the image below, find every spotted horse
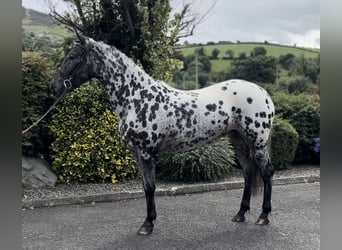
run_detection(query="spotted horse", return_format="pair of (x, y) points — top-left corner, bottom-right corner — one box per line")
(50, 31), (275, 235)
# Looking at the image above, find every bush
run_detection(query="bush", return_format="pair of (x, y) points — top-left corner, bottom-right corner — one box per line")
(273, 93), (320, 164)
(157, 138), (236, 182)
(271, 117), (299, 169)
(227, 56), (277, 84)
(49, 82), (137, 183)
(277, 76), (311, 94)
(22, 52), (55, 159)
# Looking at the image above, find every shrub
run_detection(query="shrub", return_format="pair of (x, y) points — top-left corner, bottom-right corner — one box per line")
(273, 93), (320, 164)
(22, 52), (55, 159)
(271, 117), (299, 169)
(157, 138), (236, 182)
(49, 82), (137, 183)
(277, 76), (311, 94)
(227, 56), (277, 84)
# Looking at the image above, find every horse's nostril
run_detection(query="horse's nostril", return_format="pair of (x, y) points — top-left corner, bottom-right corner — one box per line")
(49, 84), (58, 96)
(50, 86), (55, 95)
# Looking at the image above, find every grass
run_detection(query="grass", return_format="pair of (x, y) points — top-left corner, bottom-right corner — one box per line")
(22, 6), (72, 44)
(177, 43), (319, 72)
(22, 24), (72, 45)
(178, 43), (319, 59)
(210, 60), (231, 72)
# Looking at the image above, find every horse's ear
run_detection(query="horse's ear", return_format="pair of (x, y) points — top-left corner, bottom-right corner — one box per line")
(74, 28), (87, 45)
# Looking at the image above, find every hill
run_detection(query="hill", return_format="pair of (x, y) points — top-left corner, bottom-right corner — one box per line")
(22, 7), (71, 45)
(177, 43), (319, 72)
(178, 43), (319, 58)
(22, 6), (319, 72)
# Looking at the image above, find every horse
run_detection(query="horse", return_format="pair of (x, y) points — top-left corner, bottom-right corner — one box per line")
(50, 31), (275, 235)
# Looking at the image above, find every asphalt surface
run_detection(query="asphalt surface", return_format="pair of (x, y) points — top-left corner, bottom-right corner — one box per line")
(22, 182), (320, 250)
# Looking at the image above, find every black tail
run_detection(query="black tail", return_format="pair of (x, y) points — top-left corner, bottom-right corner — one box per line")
(250, 157), (262, 196)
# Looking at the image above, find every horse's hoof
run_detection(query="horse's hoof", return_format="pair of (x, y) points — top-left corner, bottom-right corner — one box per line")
(255, 217), (269, 225)
(232, 214), (245, 222)
(137, 224), (153, 235)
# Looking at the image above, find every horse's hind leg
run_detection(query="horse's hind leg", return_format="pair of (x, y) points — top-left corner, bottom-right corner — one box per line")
(253, 147), (274, 225)
(135, 150), (157, 235)
(228, 131), (255, 223)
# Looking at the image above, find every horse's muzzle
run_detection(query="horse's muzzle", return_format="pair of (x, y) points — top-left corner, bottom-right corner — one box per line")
(49, 80), (63, 97)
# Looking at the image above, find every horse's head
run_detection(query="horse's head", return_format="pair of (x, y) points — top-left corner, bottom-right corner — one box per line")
(50, 30), (94, 97)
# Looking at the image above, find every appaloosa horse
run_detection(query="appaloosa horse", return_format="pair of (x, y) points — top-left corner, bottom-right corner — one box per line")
(50, 31), (275, 235)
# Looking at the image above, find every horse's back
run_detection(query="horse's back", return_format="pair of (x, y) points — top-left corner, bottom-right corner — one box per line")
(194, 79), (275, 148)
(194, 79), (274, 113)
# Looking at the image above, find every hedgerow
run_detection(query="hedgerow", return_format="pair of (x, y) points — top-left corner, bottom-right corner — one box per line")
(22, 52), (55, 159)
(49, 82), (137, 183)
(272, 92), (320, 164)
(270, 117), (299, 169)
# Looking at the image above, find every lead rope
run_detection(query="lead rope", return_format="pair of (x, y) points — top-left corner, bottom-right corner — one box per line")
(21, 78), (72, 135)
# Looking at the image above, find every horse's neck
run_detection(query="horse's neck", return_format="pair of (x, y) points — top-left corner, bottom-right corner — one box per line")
(94, 43), (157, 117)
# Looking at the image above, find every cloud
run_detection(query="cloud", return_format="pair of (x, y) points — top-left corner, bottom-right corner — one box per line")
(178, 0), (320, 48)
(23, 0), (320, 48)
(286, 29), (320, 48)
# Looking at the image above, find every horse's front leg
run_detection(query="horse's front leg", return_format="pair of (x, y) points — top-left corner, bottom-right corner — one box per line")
(135, 150), (157, 235)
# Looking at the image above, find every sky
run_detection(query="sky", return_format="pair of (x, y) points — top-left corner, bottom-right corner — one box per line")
(22, 0), (320, 48)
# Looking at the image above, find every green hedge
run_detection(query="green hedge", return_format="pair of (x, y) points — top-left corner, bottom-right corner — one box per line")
(271, 117), (299, 169)
(49, 82), (137, 183)
(272, 92), (320, 164)
(157, 138), (236, 182)
(22, 52), (55, 159)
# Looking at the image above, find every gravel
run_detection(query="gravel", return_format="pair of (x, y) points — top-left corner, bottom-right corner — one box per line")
(22, 165), (320, 207)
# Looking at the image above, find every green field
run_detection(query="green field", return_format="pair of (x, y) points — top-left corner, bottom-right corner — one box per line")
(210, 59), (231, 72)
(177, 43), (319, 72)
(22, 7), (72, 44)
(178, 43), (319, 58)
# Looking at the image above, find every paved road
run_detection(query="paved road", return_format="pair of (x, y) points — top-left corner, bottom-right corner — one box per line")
(22, 183), (320, 250)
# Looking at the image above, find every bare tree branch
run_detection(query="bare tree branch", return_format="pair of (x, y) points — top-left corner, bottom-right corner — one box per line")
(50, 10), (83, 32)
(173, 0), (218, 39)
(47, 0), (217, 41)
(72, 0), (87, 27)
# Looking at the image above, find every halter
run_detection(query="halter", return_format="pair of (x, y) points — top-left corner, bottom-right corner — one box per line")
(63, 78), (73, 89)
(22, 76), (73, 135)
(60, 44), (88, 89)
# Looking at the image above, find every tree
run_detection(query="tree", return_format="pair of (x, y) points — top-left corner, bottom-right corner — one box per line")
(51, 0), (217, 80)
(227, 56), (277, 84)
(289, 55), (320, 84)
(277, 76), (311, 94)
(250, 46), (267, 57)
(195, 46), (206, 56)
(211, 48), (220, 59)
(197, 73), (209, 88)
(278, 53), (295, 70)
(184, 54), (211, 73)
(225, 49), (234, 59)
(238, 52), (246, 59)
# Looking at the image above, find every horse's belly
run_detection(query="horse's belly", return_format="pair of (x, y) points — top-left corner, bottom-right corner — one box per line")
(158, 119), (228, 154)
